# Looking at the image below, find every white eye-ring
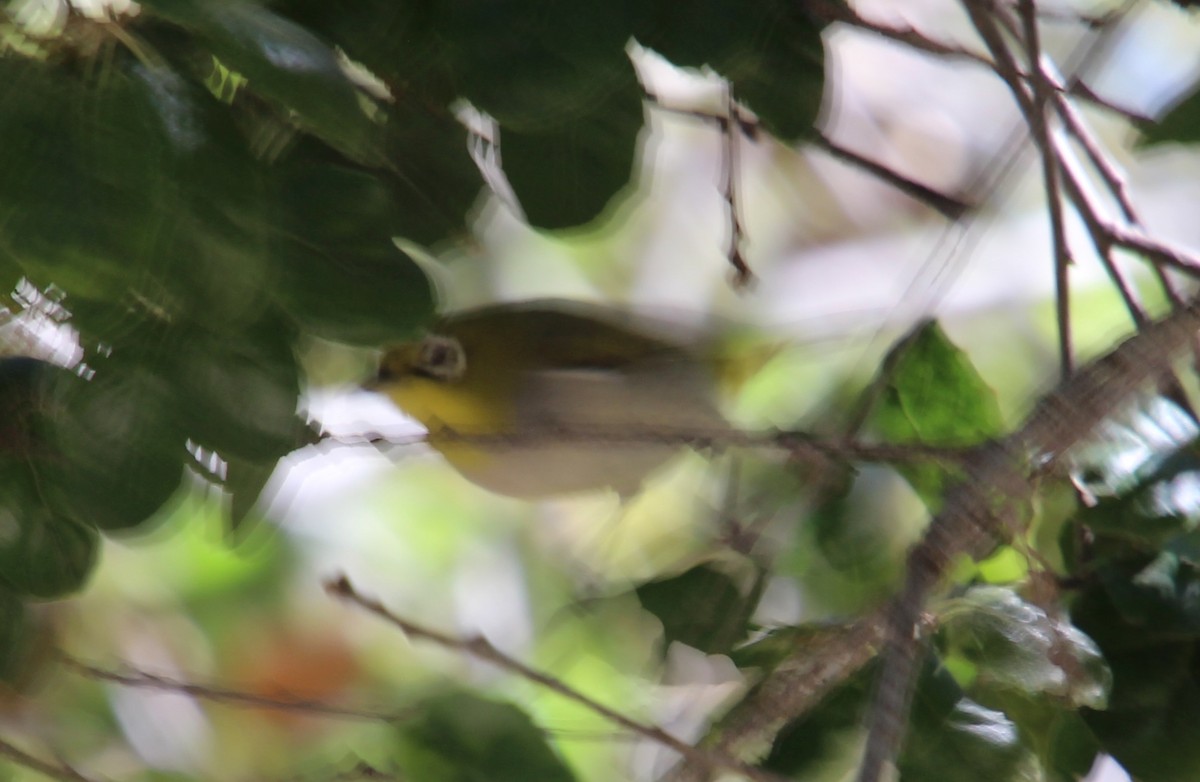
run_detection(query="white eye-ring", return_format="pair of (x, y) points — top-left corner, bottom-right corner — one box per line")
(416, 335), (466, 381)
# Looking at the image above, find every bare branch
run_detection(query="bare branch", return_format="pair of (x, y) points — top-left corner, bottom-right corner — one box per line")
(1016, 0), (1075, 376)
(324, 575), (789, 782)
(57, 653), (404, 723)
(644, 90), (973, 221)
(812, 134), (972, 220)
(720, 86), (754, 288)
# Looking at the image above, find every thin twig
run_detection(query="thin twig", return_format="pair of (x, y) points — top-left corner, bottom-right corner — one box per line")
(324, 575), (788, 782)
(811, 0), (1145, 121)
(57, 653), (405, 723)
(0, 736), (96, 782)
(1015, 0), (1075, 377)
(812, 133), (972, 220)
(721, 85), (754, 288)
(1036, 26), (1193, 324)
(644, 90), (973, 221)
(1043, 65), (1140, 225)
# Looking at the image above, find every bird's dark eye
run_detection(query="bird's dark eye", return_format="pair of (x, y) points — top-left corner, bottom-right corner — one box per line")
(416, 335), (466, 381)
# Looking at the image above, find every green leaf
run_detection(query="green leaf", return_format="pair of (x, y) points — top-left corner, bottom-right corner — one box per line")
(810, 468), (912, 596)
(273, 0), (457, 102)
(499, 60), (645, 229)
(441, 0), (639, 131)
(1000, 705), (1099, 782)
(0, 58), (178, 299)
(138, 0), (384, 163)
(0, 459), (98, 598)
(49, 364), (186, 534)
(0, 54), (275, 333)
(270, 160), (435, 344)
(169, 318), (307, 462)
(395, 692), (576, 782)
(380, 104), (486, 246)
(871, 321), (1005, 508)
(636, 561), (764, 655)
(938, 586), (1109, 708)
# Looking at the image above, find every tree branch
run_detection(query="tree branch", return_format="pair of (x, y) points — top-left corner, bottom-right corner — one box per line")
(324, 575), (790, 782)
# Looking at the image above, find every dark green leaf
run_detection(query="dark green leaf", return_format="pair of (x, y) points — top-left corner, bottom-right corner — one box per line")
(1074, 446), (1200, 553)
(443, 0), (639, 130)
(49, 364), (186, 533)
(0, 357), (71, 458)
(0, 58), (178, 299)
(810, 468), (910, 596)
(0, 587), (36, 684)
(0, 459), (98, 598)
(636, 561), (764, 655)
(222, 450), (298, 536)
(500, 60), (644, 229)
(395, 692), (576, 782)
(999, 704), (1099, 782)
(1073, 584), (1200, 782)
(139, 0), (384, 163)
(169, 318), (306, 462)
(636, 0), (827, 140)
(0, 54), (275, 333)
(270, 160), (434, 344)
(380, 104), (485, 246)
(763, 666), (868, 775)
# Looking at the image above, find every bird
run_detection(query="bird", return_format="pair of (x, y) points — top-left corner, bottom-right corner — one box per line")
(367, 300), (729, 499)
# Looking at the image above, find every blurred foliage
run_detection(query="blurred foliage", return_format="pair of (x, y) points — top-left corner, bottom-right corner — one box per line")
(0, 0), (826, 778)
(636, 559), (766, 656)
(0, 0), (830, 605)
(3, 1), (1200, 782)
